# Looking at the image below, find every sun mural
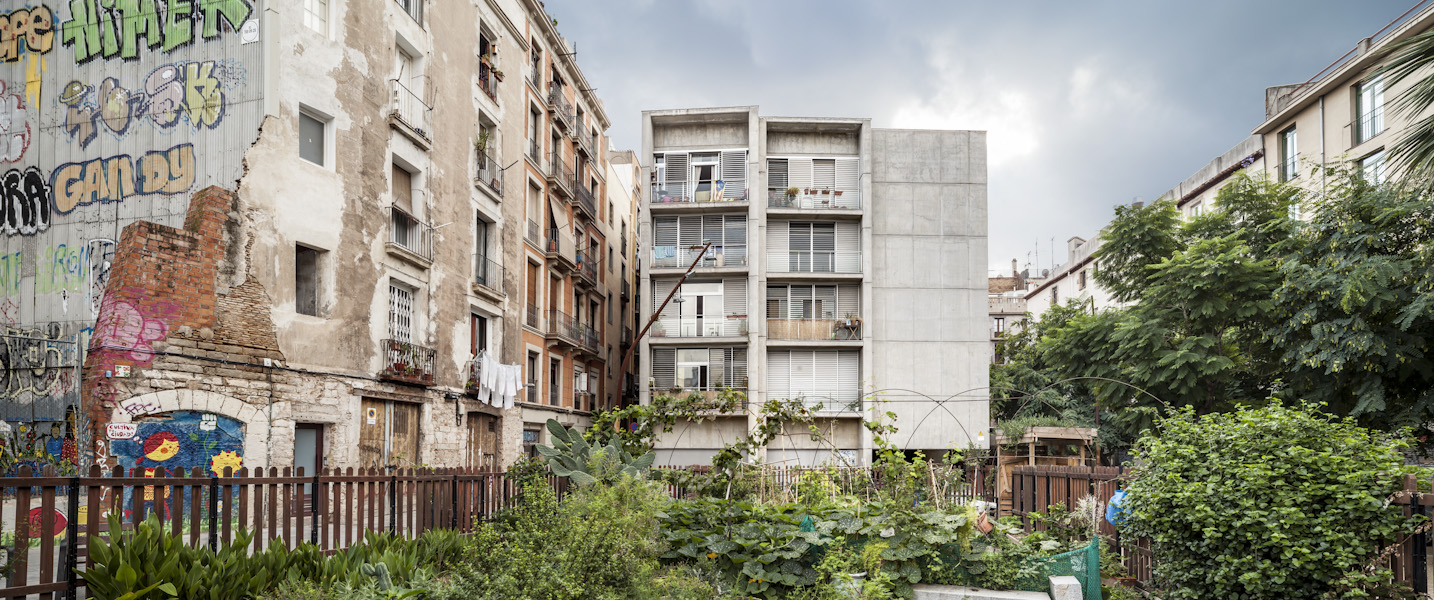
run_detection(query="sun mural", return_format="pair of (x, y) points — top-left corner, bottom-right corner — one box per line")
(209, 450), (244, 476)
(111, 411), (245, 517)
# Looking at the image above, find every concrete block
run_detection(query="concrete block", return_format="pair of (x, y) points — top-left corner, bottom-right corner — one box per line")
(911, 585), (1049, 600)
(1048, 576), (1081, 600)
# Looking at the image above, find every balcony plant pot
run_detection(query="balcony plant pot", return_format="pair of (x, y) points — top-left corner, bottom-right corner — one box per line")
(492, 69), (505, 82)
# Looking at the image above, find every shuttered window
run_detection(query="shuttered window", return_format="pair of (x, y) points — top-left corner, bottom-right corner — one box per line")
(388, 284), (413, 342)
(767, 159), (788, 190)
(720, 150), (747, 199)
(765, 285), (857, 319)
(662, 152), (689, 201)
(652, 347), (746, 389)
(769, 157), (859, 208)
(767, 350), (860, 410)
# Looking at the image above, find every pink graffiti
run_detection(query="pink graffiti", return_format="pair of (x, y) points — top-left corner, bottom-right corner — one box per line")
(0, 81), (28, 163)
(92, 299), (170, 364)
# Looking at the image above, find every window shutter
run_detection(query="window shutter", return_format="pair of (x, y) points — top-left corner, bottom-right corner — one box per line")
(703, 215), (724, 245)
(767, 158), (788, 190)
(814, 351), (839, 408)
(664, 152), (688, 200)
(790, 223), (812, 251)
(392, 165), (414, 212)
(678, 216), (703, 248)
(653, 348), (675, 388)
(709, 348), (726, 387)
(723, 215), (747, 247)
(815, 286), (837, 319)
(837, 284), (859, 316)
(731, 347), (747, 388)
(653, 279), (677, 317)
(767, 350), (789, 400)
(655, 217), (678, 246)
(724, 278), (746, 336)
(790, 350), (814, 402)
(721, 150), (746, 199)
(768, 221), (789, 271)
(812, 159), (836, 189)
(835, 222), (858, 252)
(837, 351), (859, 408)
(787, 158), (812, 190)
(766, 285), (788, 319)
(791, 285), (813, 318)
(835, 158), (859, 198)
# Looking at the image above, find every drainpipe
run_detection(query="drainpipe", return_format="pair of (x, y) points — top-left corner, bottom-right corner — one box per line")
(1319, 96), (1326, 194)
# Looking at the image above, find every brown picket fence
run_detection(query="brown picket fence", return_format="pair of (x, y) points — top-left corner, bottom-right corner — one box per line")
(0, 464), (564, 600)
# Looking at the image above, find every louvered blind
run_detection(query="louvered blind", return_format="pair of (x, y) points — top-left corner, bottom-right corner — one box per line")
(767, 221), (789, 256)
(653, 348), (675, 388)
(787, 158), (813, 190)
(835, 158), (858, 195)
(724, 277), (746, 315)
(655, 217), (678, 246)
(837, 284), (859, 316)
(664, 152), (689, 200)
(653, 279), (677, 317)
(838, 351), (860, 406)
(767, 158), (788, 190)
(768, 350), (790, 399)
(720, 150), (747, 199)
(679, 216), (703, 248)
(813, 159), (836, 189)
(723, 216), (747, 247)
(730, 348), (748, 387)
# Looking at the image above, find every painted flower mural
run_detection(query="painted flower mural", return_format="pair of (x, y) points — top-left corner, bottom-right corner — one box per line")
(111, 411), (244, 519)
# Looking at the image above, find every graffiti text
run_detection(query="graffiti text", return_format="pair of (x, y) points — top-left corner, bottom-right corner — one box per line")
(51, 143), (194, 214)
(61, 61), (230, 148)
(0, 5), (55, 62)
(60, 0), (253, 63)
(2, 166), (51, 236)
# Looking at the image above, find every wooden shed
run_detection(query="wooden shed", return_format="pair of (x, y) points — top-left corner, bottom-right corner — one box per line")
(993, 426), (1098, 513)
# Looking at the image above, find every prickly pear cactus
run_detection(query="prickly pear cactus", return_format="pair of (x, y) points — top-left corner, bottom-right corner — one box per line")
(361, 562), (394, 591)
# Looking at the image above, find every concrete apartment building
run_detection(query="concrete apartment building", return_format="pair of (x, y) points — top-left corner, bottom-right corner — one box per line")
(639, 107), (989, 466)
(0, 0), (634, 479)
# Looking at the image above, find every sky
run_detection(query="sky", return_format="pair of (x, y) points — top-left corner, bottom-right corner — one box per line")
(545, 0), (1417, 274)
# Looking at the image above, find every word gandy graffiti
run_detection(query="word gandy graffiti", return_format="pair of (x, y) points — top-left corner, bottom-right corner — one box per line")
(61, 0), (254, 63)
(60, 60), (232, 149)
(1, 167), (51, 237)
(51, 143), (194, 214)
(0, 5), (55, 63)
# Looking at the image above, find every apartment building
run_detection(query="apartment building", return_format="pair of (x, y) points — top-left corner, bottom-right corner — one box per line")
(608, 150), (645, 405)
(0, 0), (626, 479)
(639, 107), (989, 466)
(1256, 2), (1434, 196)
(1023, 236), (1122, 319)
(1161, 136), (1266, 219)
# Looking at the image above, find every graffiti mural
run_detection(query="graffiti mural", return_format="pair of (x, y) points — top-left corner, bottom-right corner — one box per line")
(50, 142), (195, 214)
(59, 59), (242, 149)
(60, 0), (253, 63)
(0, 81), (29, 162)
(0, 5), (55, 63)
(1, 166), (51, 235)
(111, 410), (244, 516)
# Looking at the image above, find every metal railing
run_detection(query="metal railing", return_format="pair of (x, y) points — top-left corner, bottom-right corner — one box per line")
(767, 390), (862, 413)
(547, 86), (574, 129)
(581, 325), (600, 352)
(622, 326), (633, 347)
(768, 318), (861, 341)
(476, 150), (502, 195)
(651, 315), (747, 338)
(528, 139), (542, 166)
(767, 188), (860, 210)
(464, 358), (482, 393)
(526, 220), (542, 247)
(380, 338), (436, 385)
(478, 63), (498, 101)
(652, 245), (747, 269)
(576, 251), (599, 285)
(388, 206), (432, 261)
(525, 303), (542, 330)
(546, 228), (576, 263)
(548, 152), (575, 196)
(474, 255), (503, 292)
(651, 184), (749, 205)
(574, 391), (592, 412)
(767, 251), (861, 274)
(395, 0), (423, 23)
(390, 78), (431, 139)
(576, 129), (593, 155)
(546, 309), (582, 345)
(1347, 109), (1386, 149)
(529, 63), (542, 89)
(575, 184), (597, 219)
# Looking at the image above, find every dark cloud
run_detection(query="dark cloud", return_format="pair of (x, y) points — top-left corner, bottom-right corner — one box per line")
(546, 0), (1413, 272)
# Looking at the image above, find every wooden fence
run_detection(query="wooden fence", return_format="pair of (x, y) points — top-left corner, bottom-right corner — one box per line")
(0, 464), (562, 600)
(1006, 465), (1153, 586)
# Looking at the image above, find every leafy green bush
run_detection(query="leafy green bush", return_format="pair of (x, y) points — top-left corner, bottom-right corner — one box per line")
(1121, 403), (1418, 599)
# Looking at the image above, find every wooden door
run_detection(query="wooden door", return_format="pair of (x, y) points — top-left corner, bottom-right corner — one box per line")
(467, 413), (499, 470)
(391, 402), (421, 468)
(359, 399), (387, 470)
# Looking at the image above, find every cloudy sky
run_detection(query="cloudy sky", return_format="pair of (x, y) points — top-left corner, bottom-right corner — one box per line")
(546, 0), (1414, 273)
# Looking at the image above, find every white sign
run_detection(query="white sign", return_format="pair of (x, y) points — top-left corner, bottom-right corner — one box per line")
(106, 424), (138, 440)
(199, 414), (218, 431)
(240, 19), (260, 44)
(114, 365), (131, 377)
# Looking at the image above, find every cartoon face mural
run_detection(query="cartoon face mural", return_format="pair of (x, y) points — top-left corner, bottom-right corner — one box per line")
(111, 410), (244, 517)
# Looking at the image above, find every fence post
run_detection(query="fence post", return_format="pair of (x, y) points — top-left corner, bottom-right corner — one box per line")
(389, 471), (398, 536)
(311, 471), (320, 545)
(1416, 493), (1429, 596)
(208, 474), (219, 552)
(63, 475), (80, 600)
(451, 472), (459, 530)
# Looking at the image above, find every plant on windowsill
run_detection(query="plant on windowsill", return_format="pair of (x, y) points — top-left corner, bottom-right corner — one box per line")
(480, 54), (492, 66)
(492, 69), (504, 82)
(786, 187), (799, 200)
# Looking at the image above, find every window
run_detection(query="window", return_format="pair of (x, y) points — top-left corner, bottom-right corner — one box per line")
(788, 222), (836, 272)
(766, 284), (858, 320)
(767, 350), (860, 410)
(530, 45), (542, 83)
(607, 292), (613, 324)
(1360, 150), (1387, 185)
(528, 108), (541, 157)
(677, 349), (710, 389)
(525, 352), (539, 403)
(994, 317), (1006, 334)
(470, 314), (488, 356)
(1355, 76), (1385, 145)
(522, 428), (539, 458)
(1078, 269), (1087, 291)
(302, 0), (328, 35)
(299, 110), (327, 166)
(1051, 287), (1059, 306)
(475, 218), (496, 287)
(549, 358), (561, 406)
(388, 283), (413, 342)
(651, 347), (746, 390)
(1280, 126), (1298, 182)
(690, 153), (719, 202)
(296, 245), (322, 316)
(395, 0), (422, 23)
(608, 246), (613, 272)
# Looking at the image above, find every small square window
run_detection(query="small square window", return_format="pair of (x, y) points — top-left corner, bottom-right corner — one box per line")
(299, 111), (327, 166)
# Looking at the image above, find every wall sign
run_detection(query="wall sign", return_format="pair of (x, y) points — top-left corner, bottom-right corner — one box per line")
(365, 407), (378, 425)
(106, 423), (137, 440)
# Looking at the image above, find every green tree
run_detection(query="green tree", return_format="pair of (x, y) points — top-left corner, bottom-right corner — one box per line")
(1374, 28), (1434, 178)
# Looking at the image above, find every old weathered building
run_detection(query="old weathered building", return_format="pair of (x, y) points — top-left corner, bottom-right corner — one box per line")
(1, 0), (630, 477)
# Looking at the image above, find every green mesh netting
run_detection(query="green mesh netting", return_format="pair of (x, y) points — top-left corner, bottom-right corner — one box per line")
(1027, 538), (1101, 600)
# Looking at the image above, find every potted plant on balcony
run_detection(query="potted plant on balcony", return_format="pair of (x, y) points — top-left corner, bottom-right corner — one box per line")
(492, 69), (505, 82)
(786, 187), (798, 200)
(652, 322), (667, 338)
(480, 54), (493, 67)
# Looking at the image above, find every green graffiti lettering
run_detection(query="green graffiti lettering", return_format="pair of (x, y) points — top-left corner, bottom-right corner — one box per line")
(117, 0), (162, 59)
(199, 0), (250, 40)
(99, 0), (121, 58)
(161, 0), (192, 53)
(61, 0), (102, 62)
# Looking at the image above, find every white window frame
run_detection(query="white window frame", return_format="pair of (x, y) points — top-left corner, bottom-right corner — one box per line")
(302, 0), (329, 36)
(1280, 126), (1298, 182)
(1360, 149), (1387, 185)
(298, 106), (333, 169)
(388, 282), (415, 343)
(1355, 76), (1386, 145)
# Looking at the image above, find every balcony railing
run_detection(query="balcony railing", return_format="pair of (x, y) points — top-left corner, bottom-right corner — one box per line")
(651, 315), (747, 339)
(576, 251), (599, 286)
(380, 339), (435, 385)
(767, 318), (862, 341)
(546, 228), (576, 264)
(475, 255), (503, 293)
(767, 188), (860, 210)
(464, 358), (481, 394)
(548, 153), (575, 197)
(580, 325), (600, 353)
(651, 184), (748, 205)
(768, 389), (862, 413)
(574, 391), (593, 412)
(388, 206), (432, 262)
(547, 86), (574, 129)
(389, 78), (431, 140)
(622, 326), (633, 347)
(478, 63), (499, 101)
(529, 63), (542, 89)
(652, 245), (747, 269)
(526, 220), (542, 248)
(575, 184), (597, 219)
(546, 309), (582, 345)
(525, 303), (542, 330)
(528, 139), (542, 166)
(476, 150), (502, 195)
(575, 129), (593, 156)
(767, 251), (861, 274)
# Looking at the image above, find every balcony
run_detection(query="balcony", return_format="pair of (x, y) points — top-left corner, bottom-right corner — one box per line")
(575, 128), (593, 156)
(767, 318), (862, 342)
(767, 251), (861, 275)
(580, 325), (601, 354)
(528, 63), (542, 90)
(545, 309), (582, 347)
(525, 303), (542, 331)
(388, 78), (432, 147)
(545, 228), (577, 272)
(574, 184), (597, 220)
(768, 389), (862, 414)
(651, 245), (747, 270)
(575, 250), (599, 288)
(547, 153), (575, 198)
(645, 386), (748, 412)
(650, 185), (749, 212)
(473, 255), (504, 299)
(463, 358), (482, 395)
(527, 139), (542, 168)
(547, 86), (574, 130)
(478, 62), (499, 102)
(621, 280), (630, 301)
(621, 326), (633, 348)
(573, 391), (593, 412)
(525, 220), (543, 249)
(767, 188), (860, 210)
(650, 315), (747, 341)
(380, 339), (435, 386)
(475, 150), (502, 196)
(387, 207), (432, 266)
